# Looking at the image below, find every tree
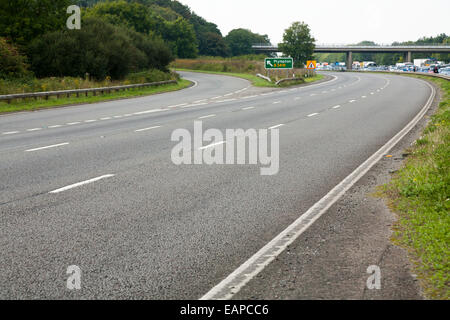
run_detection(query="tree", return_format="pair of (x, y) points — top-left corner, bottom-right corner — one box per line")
(85, 0), (156, 34)
(279, 22), (315, 68)
(199, 32), (230, 57)
(225, 28), (270, 56)
(162, 18), (198, 58)
(0, 0), (70, 46)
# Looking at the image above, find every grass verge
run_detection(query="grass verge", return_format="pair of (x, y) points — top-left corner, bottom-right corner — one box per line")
(0, 79), (191, 114)
(174, 68), (323, 88)
(381, 75), (449, 299)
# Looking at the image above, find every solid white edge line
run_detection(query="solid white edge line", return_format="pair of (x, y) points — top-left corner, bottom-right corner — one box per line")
(49, 174), (115, 194)
(200, 80), (435, 301)
(25, 142), (69, 152)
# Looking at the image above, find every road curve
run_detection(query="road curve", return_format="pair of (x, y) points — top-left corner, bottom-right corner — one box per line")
(0, 71), (432, 299)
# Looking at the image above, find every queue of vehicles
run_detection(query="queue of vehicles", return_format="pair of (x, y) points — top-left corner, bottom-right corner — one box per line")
(316, 61), (450, 75)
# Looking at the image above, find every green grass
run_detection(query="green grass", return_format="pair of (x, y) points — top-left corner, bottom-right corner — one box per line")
(174, 68), (323, 88)
(382, 76), (450, 299)
(0, 79), (191, 114)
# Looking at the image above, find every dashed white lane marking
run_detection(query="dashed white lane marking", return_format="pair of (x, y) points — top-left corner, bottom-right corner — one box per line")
(261, 92), (274, 96)
(168, 103), (188, 108)
(26, 128), (42, 132)
(124, 114), (134, 117)
(84, 120), (96, 123)
(268, 124), (284, 130)
(135, 125), (162, 132)
(198, 141), (226, 150)
(49, 125), (63, 128)
(294, 97), (301, 100)
(133, 109), (165, 115)
(242, 95), (258, 99)
(194, 99), (207, 103)
(183, 102), (208, 108)
(242, 106), (255, 110)
(211, 96), (223, 100)
(371, 92), (375, 95)
(332, 105), (341, 109)
(224, 93), (233, 97)
(25, 142), (69, 152)
(307, 113), (319, 117)
(362, 96), (367, 98)
(113, 116), (123, 118)
(200, 80), (436, 301)
(49, 174), (115, 194)
(100, 117), (112, 120)
(310, 94), (316, 96)
(198, 114), (216, 119)
(67, 122), (81, 125)
(349, 100), (356, 103)
(2, 131), (20, 135)
(216, 99), (236, 103)
(273, 101), (281, 104)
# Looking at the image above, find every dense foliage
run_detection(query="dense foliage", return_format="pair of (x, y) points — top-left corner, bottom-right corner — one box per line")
(225, 29), (271, 56)
(28, 18), (171, 80)
(0, 38), (29, 79)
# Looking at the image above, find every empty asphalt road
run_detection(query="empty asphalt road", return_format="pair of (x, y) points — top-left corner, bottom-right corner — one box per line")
(0, 71), (433, 299)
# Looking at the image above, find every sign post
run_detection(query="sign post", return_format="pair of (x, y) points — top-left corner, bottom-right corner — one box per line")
(265, 58), (294, 70)
(306, 60), (317, 77)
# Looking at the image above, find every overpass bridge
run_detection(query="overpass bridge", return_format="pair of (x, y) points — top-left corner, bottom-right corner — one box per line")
(252, 44), (450, 69)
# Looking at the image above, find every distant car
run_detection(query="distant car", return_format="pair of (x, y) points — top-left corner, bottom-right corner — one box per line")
(439, 67), (450, 76)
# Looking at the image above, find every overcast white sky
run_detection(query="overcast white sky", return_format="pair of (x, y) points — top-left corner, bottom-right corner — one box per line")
(178, 0), (450, 45)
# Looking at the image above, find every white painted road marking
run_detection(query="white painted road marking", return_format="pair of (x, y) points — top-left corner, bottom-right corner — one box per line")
(273, 101), (281, 104)
(332, 105), (341, 109)
(67, 122), (80, 125)
(49, 125), (63, 128)
(307, 113), (319, 117)
(349, 100), (356, 103)
(242, 106), (255, 110)
(84, 120), (96, 123)
(133, 109), (165, 115)
(25, 142), (69, 152)
(2, 131), (19, 135)
(49, 174), (115, 194)
(26, 128), (42, 132)
(198, 114), (216, 119)
(268, 124), (284, 130)
(199, 141), (226, 150)
(168, 103), (188, 108)
(135, 126), (162, 132)
(200, 80), (436, 301)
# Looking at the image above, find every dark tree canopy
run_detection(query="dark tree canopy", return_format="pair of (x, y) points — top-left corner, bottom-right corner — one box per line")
(225, 29), (270, 56)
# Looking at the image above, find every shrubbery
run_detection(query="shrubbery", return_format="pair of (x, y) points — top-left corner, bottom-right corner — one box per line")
(27, 18), (173, 80)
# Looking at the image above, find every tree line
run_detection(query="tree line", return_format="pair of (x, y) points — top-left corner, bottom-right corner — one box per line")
(0, 0), (272, 80)
(314, 35), (450, 65)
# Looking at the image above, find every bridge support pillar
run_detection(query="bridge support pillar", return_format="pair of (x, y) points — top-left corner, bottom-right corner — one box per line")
(405, 51), (412, 63)
(346, 51), (353, 70)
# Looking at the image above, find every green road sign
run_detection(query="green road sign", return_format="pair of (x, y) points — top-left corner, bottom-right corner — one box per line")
(265, 57), (293, 69)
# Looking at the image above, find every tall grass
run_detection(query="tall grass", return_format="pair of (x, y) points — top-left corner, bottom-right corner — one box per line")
(0, 69), (177, 95)
(383, 76), (450, 299)
(171, 57), (315, 82)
